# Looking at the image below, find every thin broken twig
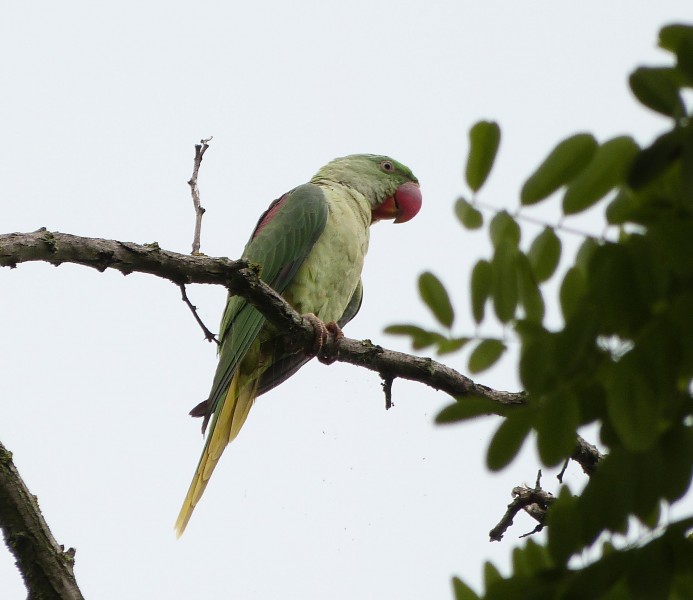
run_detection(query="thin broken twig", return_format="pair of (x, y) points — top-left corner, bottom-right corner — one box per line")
(179, 284), (219, 345)
(188, 136), (212, 255)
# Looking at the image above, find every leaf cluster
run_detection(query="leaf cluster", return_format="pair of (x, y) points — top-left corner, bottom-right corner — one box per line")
(398, 23), (693, 599)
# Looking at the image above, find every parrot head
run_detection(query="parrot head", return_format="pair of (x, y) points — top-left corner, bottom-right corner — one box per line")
(312, 154), (422, 224)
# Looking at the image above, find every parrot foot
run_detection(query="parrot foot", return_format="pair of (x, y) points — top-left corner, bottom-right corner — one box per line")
(302, 314), (343, 364)
(318, 321), (344, 365)
(303, 313), (328, 356)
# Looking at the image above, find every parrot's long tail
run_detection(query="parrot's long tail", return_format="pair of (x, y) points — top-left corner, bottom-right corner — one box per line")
(175, 370), (258, 537)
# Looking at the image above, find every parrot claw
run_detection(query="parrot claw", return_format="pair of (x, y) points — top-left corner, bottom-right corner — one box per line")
(326, 321), (344, 339)
(319, 321), (344, 365)
(303, 313), (328, 356)
(302, 314), (343, 364)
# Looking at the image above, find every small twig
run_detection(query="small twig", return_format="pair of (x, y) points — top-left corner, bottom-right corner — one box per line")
(557, 457), (570, 483)
(381, 374), (394, 410)
(188, 137), (213, 255)
(534, 469), (543, 489)
(179, 284), (219, 345)
(519, 522), (546, 539)
(469, 198), (616, 242)
(489, 473), (554, 542)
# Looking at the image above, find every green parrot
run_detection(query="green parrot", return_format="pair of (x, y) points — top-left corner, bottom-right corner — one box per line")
(175, 154), (421, 535)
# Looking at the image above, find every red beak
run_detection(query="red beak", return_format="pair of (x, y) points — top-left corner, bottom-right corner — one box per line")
(372, 182), (422, 224)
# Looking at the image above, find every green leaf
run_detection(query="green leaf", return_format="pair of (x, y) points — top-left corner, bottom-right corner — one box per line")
(662, 23), (693, 85)
(471, 259), (492, 324)
(511, 546), (529, 577)
(606, 189), (635, 225)
(489, 210), (521, 248)
(486, 578), (554, 600)
(626, 234), (669, 305)
(559, 267), (586, 322)
(523, 538), (552, 573)
(575, 239), (599, 275)
(632, 446), (663, 523)
(629, 66), (686, 117)
(562, 137), (639, 215)
(605, 356), (660, 452)
(517, 253), (545, 324)
(528, 227), (562, 283)
(659, 24), (693, 53)
(384, 324), (427, 336)
(682, 124), (693, 204)
(536, 392), (580, 466)
(384, 324), (440, 350)
(466, 120), (501, 192)
(660, 425), (693, 502)
(452, 577), (481, 600)
(588, 243), (646, 332)
(627, 128), (682, 190)
(640, 502), (661, 530)
(455, 197), (484, 229)
(676, 35), (693, 84)
(418, 271), (455, 328)
(492, 240), (519, 323)
(486, 408), (534, 471)
(468, 339), (506, 373)
(436, 395), (508, 423)
(547, 488), (582, 565)
(627, 536), (675, 600)
(518, 330), (556, 394)
(436, 336), (471, 355)
(483, 561), (503, 591)
(553, 316), (597, 382)
(562, 543), (630, 599)
(521, 134), (598, 205)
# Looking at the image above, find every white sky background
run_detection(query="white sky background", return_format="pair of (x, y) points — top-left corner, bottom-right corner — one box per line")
(1, 2), (692, 598)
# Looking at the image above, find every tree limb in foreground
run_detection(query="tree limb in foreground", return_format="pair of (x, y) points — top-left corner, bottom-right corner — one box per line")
(0, 442), (84, 600)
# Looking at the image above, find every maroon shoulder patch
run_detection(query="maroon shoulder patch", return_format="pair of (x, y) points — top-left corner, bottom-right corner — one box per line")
(251, 192), (290, 239)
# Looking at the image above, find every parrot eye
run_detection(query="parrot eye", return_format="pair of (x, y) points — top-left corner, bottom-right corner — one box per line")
(380, 160), (394, 172)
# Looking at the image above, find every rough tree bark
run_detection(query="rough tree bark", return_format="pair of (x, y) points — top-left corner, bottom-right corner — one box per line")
(0, 442), (84, 600)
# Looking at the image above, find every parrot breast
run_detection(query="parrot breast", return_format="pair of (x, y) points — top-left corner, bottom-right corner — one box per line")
(281, 185), (370, 322)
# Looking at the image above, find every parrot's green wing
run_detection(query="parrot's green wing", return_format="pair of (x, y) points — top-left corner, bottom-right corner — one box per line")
(201, 183), (329, 431)
(338, 277), (363, 328)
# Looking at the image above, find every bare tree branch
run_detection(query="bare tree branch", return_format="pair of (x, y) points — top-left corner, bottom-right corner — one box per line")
(0, 229), (603, 471)
(0, 442), (84, 599)
(570, 435), (602, 477)
(489, 476), (555, 542)
(181, 138), (221, 344)
(0, 229), (524, 406)
(179, 284), (220, 345)
(381, 374), (394, 410)
(187, 137), (212, 255)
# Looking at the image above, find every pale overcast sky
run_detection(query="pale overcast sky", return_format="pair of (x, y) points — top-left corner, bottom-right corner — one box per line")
(1, 2), (691, 599)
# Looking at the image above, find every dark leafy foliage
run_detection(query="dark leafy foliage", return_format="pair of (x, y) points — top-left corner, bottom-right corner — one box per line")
(403, 24), (693, 600)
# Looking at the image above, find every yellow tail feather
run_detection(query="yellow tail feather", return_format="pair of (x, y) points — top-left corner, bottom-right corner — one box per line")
(175, 371), (258, 537)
